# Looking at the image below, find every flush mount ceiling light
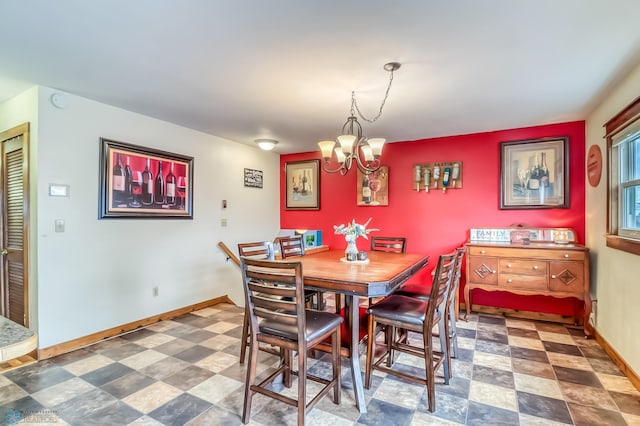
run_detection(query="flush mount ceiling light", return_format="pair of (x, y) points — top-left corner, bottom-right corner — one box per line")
(318, 62), (400, 175)
(255, 139), (279, 151)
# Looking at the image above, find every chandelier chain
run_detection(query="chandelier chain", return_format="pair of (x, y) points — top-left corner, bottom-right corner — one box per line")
(351, 67), (396, 124)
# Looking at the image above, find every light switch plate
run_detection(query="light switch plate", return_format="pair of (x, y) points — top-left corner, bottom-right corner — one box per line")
(49, 184), (70, 197)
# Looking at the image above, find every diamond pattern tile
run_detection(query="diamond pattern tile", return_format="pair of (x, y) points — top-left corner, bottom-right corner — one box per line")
(0, 301), (637, 425)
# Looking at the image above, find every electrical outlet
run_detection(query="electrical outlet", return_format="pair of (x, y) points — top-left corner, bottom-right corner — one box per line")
(153, 286), (159, 297)
(221, 218), (228, 227)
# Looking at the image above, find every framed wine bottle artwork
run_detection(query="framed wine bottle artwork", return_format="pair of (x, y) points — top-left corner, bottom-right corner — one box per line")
(499, 136), (569, 209)
(99, 138), (194, 219)
(285, 160), (320, 210)
(357, 166), (389, 206)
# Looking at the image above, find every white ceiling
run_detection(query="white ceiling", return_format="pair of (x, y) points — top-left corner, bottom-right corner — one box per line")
(2, 1), (640, 154)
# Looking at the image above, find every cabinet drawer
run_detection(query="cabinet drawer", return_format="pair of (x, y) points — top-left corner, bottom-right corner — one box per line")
(499, 274), (548, 290)
(499, 259), (547, 276)
(549, 261), (585, 293)
(468, 256), (498, 285)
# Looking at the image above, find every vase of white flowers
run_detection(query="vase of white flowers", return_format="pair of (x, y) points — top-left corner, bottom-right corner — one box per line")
(334, 218), (378, 260)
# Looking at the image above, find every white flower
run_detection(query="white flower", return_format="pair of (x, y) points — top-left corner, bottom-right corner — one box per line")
(333, 218), (378, 240)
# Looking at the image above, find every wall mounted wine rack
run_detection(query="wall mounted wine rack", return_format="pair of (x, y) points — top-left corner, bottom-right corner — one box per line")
(412, 161), (463, 193)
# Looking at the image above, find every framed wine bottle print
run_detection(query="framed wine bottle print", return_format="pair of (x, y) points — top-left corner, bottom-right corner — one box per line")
(285, 160), (320, 210)
(500, 136), (569, 209)
(99, 138), (194, 219)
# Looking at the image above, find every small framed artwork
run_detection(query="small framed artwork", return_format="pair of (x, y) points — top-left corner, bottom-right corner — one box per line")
(244, 168), (263, 188)
(357, 166), (389, 206)
(99, 138), (194, 219)
(285, 160), (320, 210)
(500, 137), (569, 209)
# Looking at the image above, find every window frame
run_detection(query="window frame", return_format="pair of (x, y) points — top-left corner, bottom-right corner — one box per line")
(605, 96), (640, 255)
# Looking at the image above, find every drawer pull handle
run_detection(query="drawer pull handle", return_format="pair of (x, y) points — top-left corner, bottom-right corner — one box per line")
(480, 250), (486, 254)
(533, 265), (539, 270)
(507, 279), (513, 283)
(507, 264), (512, 268)
(563, 254), (569, 258)
(551, 274), (557, 279)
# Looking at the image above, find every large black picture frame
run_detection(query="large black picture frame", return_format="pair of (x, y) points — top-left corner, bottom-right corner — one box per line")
(99, 138), (194, 219)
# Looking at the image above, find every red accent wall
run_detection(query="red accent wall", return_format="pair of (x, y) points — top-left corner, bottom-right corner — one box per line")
(280, 121), (586, 315)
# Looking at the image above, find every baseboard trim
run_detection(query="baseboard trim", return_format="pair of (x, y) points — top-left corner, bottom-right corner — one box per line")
(592, 327), (640, 392)
(38, 295), (235, 360)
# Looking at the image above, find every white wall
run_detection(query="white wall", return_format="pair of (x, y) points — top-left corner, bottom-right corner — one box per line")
(2, 86), (280, 348)
(586, 64), (640, 376)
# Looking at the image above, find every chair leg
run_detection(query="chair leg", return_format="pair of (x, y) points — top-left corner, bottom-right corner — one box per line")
(332, 328), (341, 404)
(438, 314), (450, 385)
(334, 294), (342, 314)
(242, 339), (259, 424)
(283, 348), (292, 388)
(386, 325), (395, 368)
(365, 314), (376, 389)
(316, 291), (325, 310)
(422, 331), (436, 413)
(240, 308), (249, 364)
(297, 345), (307, 426)
(449, 306), (459, 359)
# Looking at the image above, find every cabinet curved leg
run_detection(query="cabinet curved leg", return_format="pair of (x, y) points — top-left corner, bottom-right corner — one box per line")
(464, 285), (471, 321)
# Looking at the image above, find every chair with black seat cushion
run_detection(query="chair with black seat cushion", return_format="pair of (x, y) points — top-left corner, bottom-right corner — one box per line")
(237, 241), (276, 364)
(279, 235), (324, 311)
(394, 247), (464, 372)
(240, 257), (342, 426)
(364, 252), (456, 413)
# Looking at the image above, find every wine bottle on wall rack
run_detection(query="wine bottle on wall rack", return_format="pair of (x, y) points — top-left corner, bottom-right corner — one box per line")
(166, 162), (176, 206)
(124, 156), (133, 202)
(141, 157), (154, 205)
(155, 161), (165, 205)
(112, 153), (126, 204)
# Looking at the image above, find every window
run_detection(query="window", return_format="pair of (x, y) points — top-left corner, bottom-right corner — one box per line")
(605, 96), (640, 255)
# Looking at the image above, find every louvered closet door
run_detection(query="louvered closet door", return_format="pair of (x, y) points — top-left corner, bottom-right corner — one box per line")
(0, 123), (29, 327)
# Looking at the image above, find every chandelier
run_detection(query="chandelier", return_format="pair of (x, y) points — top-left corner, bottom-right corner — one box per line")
(318, 62), (400, 175)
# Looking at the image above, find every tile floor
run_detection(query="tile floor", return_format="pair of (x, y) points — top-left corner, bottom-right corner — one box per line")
(1, 302), (639, 425)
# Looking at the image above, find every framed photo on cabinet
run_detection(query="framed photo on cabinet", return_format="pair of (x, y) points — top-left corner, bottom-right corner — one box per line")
(99, 138), (194, 219)
(285, 160), (320, 210)
(357, 166), (389, 206)
(500, 136), (569, 209)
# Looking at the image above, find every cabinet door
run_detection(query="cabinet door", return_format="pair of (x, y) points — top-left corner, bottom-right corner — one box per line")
(549, 261), (584, 294)
(469, 256), (498, 285)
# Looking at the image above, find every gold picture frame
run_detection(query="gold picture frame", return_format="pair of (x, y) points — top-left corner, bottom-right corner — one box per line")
(285, 160), (320, 210)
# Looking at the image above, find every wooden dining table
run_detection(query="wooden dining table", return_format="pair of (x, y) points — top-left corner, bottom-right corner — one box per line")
(299, 248), (429, 413)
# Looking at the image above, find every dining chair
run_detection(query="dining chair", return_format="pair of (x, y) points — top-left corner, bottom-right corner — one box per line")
(237, 241), (277, 364)
(364, 252), (455, 412)
(240, 257), (342, 426)
(279, 235), (325, 311)
(394, 247), (465, 374)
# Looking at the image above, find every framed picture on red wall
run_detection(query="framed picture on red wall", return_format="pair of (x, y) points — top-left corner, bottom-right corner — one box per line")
(99, 138), (194, 219)
(500, 137), (569, 209)
(357, 167), (389, 206)
(285, 160), (320, 210)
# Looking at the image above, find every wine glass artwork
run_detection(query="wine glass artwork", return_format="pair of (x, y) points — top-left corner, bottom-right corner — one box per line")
(128, 171), (142, 208)
(176, 176), (187, 210)
(369, 173), (381, 205)
(517, 168), (531, 195)
(292, 176), (300, 200)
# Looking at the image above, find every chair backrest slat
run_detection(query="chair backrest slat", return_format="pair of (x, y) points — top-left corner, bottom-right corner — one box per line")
(425, 253), (456, 332)
(370, 236), (407, 253)
(241, 257), (306, 342)
(279, 235), (306, 259)
(238, 241), (275, 260)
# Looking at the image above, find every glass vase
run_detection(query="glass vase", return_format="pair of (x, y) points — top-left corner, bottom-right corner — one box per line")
(344, 235), (358, 260)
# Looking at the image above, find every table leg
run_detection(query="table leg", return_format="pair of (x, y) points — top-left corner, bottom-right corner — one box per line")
(346, 294), (367, 413)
